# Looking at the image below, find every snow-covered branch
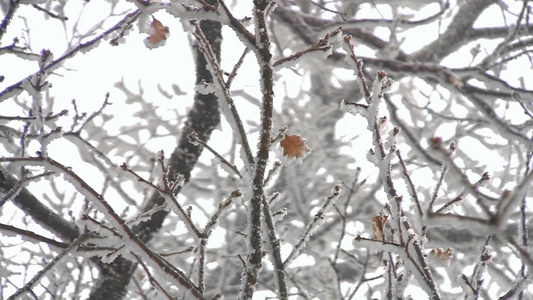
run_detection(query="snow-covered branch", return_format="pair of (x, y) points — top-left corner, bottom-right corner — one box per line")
(190, 19), (255, 171)
(0, 9), (142, 103)
(0, 156), (205, 299)
(284, 184), (341, 267)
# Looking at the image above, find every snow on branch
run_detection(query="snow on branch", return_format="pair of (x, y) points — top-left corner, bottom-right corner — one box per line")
(283, 184), (341, 267)
(354, 235), (439, 299)
(262, 193), (288, 299)
(217, 0), (257, 51)
(273, 27), (342, 70)
(339, 39), (443, 299)
(0, 156), (206, 299)
(396, 149), (424, 219)
(7, 233), (89, 300)
(238, 1), (278, 298)
(341, 35), (372, 104)
(0, 223), (78, 252)
(120, 153), (202, 238)
(0, 9), (142, 103)
(0, 170), (53, 207)
(422, 137), (532, 235)
(187, 131), (242, 179)
(340, 99), (369, 116)
(460, 237), (493, 299)
(190, 19), (255, 172)
(202, 189), (241, 237)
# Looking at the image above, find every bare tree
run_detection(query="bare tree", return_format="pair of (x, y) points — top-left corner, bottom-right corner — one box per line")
(1, 0), (533, 299)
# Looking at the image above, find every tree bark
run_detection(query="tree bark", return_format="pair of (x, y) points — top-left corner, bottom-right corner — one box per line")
(88, 16), (222, 300)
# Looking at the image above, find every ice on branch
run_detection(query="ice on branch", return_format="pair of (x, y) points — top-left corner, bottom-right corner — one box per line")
(340, 99), (369, 116)
(340, 35), (360, 74)
(284, 185), (341, 266)
(168, 173), (185, 191)
(40, 127), (63, 158)
(127, 203), (168, 227)
(38, 49), (54, 69)
(366, 148), (380, 165)
(273, 28), (343, 71)
(354, 236), (437, 297)
(272, 207), (287, 222)
(80, 39), (102, 54)
(368, 71), (389, 119)
(187, 132), (200, 146)
(218, 158), (236, 175)
(458, 244), (494, 298)
(166, 1), (225, 32)
(194, 79), (216, 95)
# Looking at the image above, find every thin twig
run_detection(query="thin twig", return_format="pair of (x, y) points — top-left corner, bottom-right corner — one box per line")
(396, 149), (423, 218)
(188, 131), (242, 178)
(284, 185), (341, 267)
(0, 9), (142, 102)
(32, 4), (68, 21)
(8, 233), (89, 300)
(190, 19), (254, 168)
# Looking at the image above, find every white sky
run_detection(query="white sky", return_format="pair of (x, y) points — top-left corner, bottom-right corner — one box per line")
(1, 1), (532, 299)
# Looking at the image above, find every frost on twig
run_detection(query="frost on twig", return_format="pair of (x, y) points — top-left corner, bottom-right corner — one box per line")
(187, 131), (242, 178)
(0, 9), (143, 102)
(273, 27), (342, 70)
(340, 37), (440, 299)
(460, 238), (493, 299)
(238, 1), (277, 297)
(128, 151), (201, 238)
(284, 184), (341, 267)
(190, 19), (254, 172)
(7, 233), (89, 300)
(0, 156), (205, 299)
(340, 99), (369, 116)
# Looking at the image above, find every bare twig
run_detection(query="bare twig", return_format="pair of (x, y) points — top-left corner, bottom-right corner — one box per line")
(0, 9), (142, 102)
(32, 4), (69, 21)
(190, 19), (254, 169)
(188, 131), (242, 179)
(284, 185), (341, 267)
(0, 156), (206, 299)
(8, 233), (89, 300)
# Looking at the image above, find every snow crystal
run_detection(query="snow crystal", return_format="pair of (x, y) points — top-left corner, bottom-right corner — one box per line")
(40, 128), (63, 158)
(368, 74), (384, 119)
(272, 208), (287, 222)
(194, 80), (216, 95)
(80, 39), (102, 54)
(218, 158), (236, 175)
(284, 185), (340, 266)
(354, 236), (435, 297)
(339, 99), (367, 116)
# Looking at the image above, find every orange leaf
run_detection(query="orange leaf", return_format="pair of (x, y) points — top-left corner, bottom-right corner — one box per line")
(280, 134), (311, 158)
(372, 214), (388, 241)
(147, 17), (169, 44)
